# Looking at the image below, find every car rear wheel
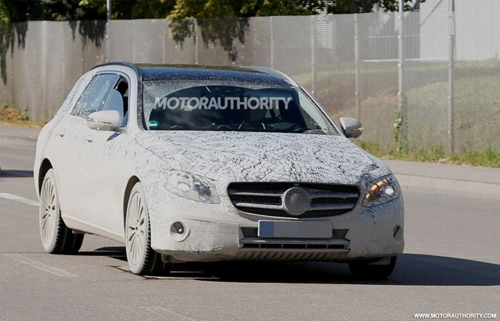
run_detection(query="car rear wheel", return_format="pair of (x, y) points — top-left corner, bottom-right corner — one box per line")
(348, 256), (397, 280)
(125, 182), (170, 275)
(39, 168), (84, 254)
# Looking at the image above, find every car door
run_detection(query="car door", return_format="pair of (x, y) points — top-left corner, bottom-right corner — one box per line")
(53, 73), (101, 219)
(76, 74), (132, 240)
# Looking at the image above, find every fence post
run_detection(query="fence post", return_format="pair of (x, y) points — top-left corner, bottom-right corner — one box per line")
(194, 22), (199, 65)
(448, 0), (456, 154)
(105, 21), (109, 62)
(311, 16), (316, 95)
(270, 17), (274, 69)
(132, 21), (136, 62)
(354, 14), (361, 120)
(105, 0), (110, 62)
(398, 0), (408, 150)
(162, 20), (166, 64)
(106, 0), (111, 22)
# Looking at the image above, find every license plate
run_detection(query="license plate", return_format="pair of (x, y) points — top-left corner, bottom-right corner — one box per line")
(258, 220), (332, 239)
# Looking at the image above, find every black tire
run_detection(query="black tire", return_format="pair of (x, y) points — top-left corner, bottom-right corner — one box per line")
(39, 168), (84, 254)
(348, 256), (397, 280)
(125, 182), (170, 275)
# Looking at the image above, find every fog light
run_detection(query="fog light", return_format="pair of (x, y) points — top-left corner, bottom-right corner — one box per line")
(172, 221), (185, 234)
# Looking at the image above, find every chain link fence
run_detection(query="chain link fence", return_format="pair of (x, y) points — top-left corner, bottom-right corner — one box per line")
(1, 0), (499, 154)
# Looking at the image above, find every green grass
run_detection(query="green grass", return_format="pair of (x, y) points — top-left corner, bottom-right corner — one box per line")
(357, 140), (500, 168)
(448, 147), (500, 167)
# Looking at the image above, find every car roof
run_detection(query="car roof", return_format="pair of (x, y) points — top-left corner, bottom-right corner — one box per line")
(93, 62), (297, 87)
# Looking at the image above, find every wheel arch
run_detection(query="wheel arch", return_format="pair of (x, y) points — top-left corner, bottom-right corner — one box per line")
(123, 176), (141, 230)
(38, 159), (53, 195)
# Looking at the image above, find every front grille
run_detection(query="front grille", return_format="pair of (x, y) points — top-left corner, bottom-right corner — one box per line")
(228, 182), (359, 218)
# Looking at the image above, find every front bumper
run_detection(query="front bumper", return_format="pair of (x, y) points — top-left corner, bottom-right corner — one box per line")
(149, 193), (404, 263)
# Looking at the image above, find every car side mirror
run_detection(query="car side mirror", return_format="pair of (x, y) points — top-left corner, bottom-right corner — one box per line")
(339, 117), (363, 138)
(87, 110), (122, 132)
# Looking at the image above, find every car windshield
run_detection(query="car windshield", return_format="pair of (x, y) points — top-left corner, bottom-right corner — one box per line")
(143, 81), (338, 135)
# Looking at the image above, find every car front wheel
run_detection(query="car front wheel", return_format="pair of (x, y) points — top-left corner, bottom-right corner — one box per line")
(125, 182), (170, 275)
(39, 168), (84, 254)
(348, 256), (397, 280)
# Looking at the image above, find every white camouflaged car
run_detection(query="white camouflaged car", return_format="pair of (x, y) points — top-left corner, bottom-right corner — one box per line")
(34, 62), (404, 279)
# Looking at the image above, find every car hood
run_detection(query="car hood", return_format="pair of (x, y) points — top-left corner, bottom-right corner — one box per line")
(135, 131), (392, 186)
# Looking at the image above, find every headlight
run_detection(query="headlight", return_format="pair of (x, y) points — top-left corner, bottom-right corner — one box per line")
(166, 171), (220, 204)
(362, 175), (399, 207)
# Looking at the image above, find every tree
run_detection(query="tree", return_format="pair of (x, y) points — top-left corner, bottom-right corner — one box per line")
(0, 0), (39, 83)
(78, 0), (176, 19)
(0, 0), (424, 75)
(167, 0), (423, 60)
(168, 0), (249, 60)
(169, 0), (423, 19)
(321, 0), (423, 13)
(131, 0), (176, 19)
(0, 0), (44, 23)
(167, 0), (329, 60)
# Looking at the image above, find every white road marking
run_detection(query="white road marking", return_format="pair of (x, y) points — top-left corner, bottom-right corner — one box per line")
(2, 253), (78, 278)
(0, 193), (39, 207)
(141, 306), (198, 321)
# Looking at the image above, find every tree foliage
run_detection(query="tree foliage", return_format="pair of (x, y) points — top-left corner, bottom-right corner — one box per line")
(167, 0), (423, 58)
(78, 0), (176, 19)
(0, 0), (424, 23)
(166, 0), (323, 60)
(168, 0), (423, 18)
(168, 1), (250, 60)
(0, 0), (424, 70)
(131, 0), (176, 19)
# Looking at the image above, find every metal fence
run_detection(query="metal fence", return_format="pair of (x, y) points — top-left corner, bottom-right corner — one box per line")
(1, 0), (499, 154)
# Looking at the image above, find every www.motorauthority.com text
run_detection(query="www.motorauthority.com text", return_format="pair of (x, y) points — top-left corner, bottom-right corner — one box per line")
(414, 313), (497, 319)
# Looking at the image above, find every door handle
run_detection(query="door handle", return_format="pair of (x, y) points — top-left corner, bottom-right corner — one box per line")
(58, 129), (65, 137)
(85, 134), (94, 143)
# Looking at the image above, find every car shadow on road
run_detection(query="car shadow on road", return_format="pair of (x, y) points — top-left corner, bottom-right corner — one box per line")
(83, 248), (500, 286)
(390, 253), (500, 286)
(79, 246), (127, 260)
(0, 169), (34, 178)
(177, 253), (500, 286)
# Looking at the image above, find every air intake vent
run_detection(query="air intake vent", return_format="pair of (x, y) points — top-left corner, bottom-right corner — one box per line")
(241, 227), (348, 239)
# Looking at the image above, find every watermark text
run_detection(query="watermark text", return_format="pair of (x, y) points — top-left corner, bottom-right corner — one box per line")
(414, 313), (497, 319)
(153, 96), (292, 111)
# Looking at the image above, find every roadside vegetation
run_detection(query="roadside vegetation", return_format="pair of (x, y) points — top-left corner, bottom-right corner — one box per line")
(357, 141), (500, 168)
(0, 105), (44, 127)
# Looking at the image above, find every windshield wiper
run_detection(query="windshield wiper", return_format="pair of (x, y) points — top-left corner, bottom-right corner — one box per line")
(303, 129), (326, 135)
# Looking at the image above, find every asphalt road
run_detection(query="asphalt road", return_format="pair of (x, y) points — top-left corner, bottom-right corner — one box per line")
(0, 128), (499, 321)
